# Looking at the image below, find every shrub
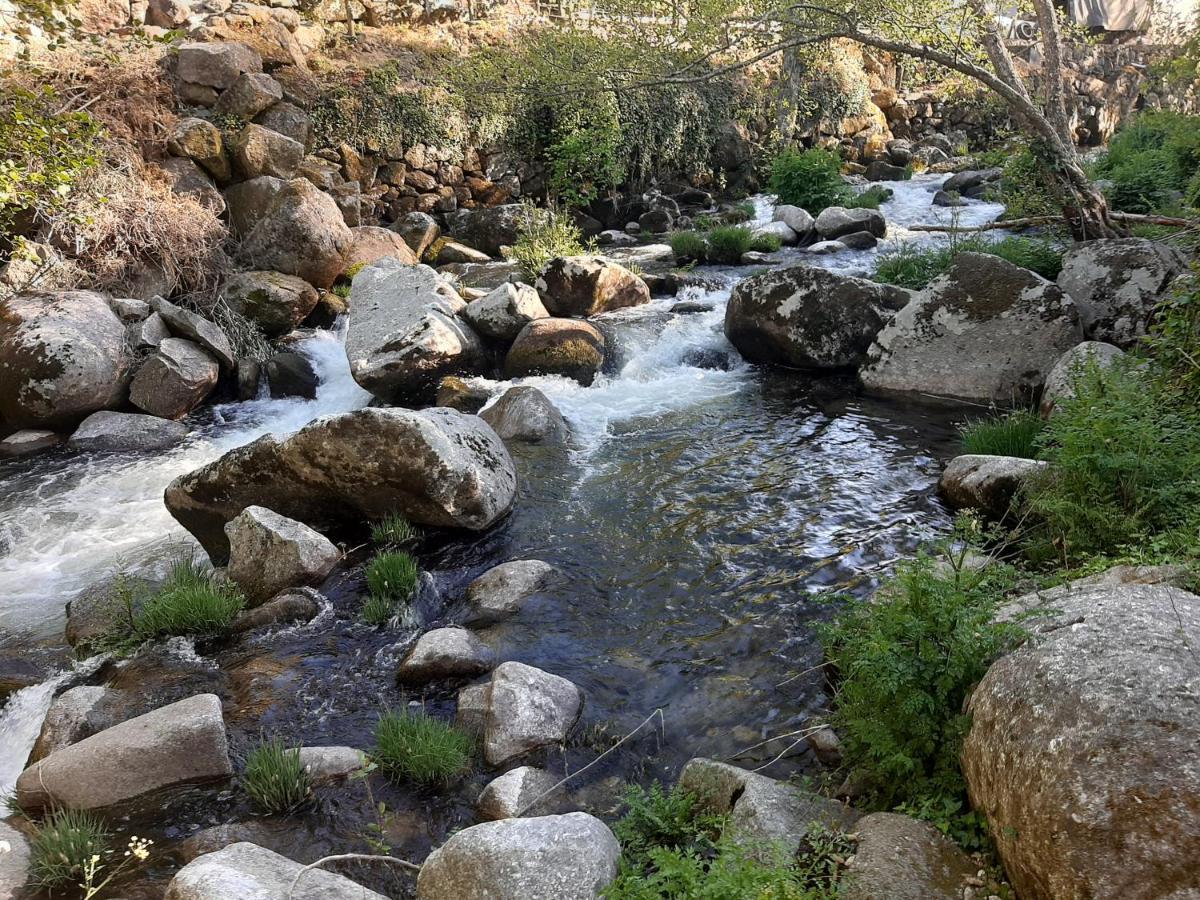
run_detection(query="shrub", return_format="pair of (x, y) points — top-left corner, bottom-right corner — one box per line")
(996, 144), (1062, 220)
(1020, 362), (1200, 564)
(748, 232), (782, 253)
(1146, 269), (1200, 400)
(244, 737), (312, 814)
(668, 231), (707, 265)
(767, 148), (851, 214)
(1094, 111), (1200, 214)
(612, 783), (722, 870)
(133, 558), (244, 639)
(373, 709), (472, 786)
(547, 93), (626, 206)
(30, 808), (109, 889)
(509, 200), (588, 279)
(705, 225), (754, 265)
(604, 838), (812, 899)
(959, 409), (1044, 459)
(845, 184), (893, 210)
(819, 550), (1019, 807)
(370, 512), (418, 548)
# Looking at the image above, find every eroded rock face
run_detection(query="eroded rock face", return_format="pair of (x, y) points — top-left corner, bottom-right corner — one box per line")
(345, 259), (487, 403)
(69, 410), (189, 453)
(465, 560), (559, 625)
(392, 211), (442, 259)
(860, 253), (1082, 403)
(129, 338), (219, 420)
(165, 842), (387, 900)
(842, 813), (978, 900)
(396, 627), (496, 685)
(938, 454), (1047, 518)
(0, 291), (132, 428)
(165, 407), (516, 563)
(30, 685), (123, 763)
(220, 270), (318, 338)
(480, 386), (569, 445)
(463, 282), (549, 343)
(504, 318), (605, 386)
(1039, 340), (1125, 417)
(224, 506), (340, 604)
(416, 813), (620, 900)
(535, 256), (650, 317)
(15, 694), (232, 810)
(238, 178), (353, 289)
(1056, 238), (1185, 347)
(725, 265), (913, 370)
(153, 298), (235, 369)
(481, 661), (582, 766)
(176, 42), (262, 90)
(962, 583), (1200, 900)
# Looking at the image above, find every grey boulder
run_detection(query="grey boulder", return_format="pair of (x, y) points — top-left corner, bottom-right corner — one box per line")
(30, 685), (124, 763)
(814, 207), (886, 240)
(239, 178), (353, 289)
(0, 822), (30, 900)
(462, 282), (549, 342)
(69, 410), (189, 453)
(396, 627), (496, 685)
(220, 270), (318, 338)
(165, 407), (516, 563)
(481, 661), (582, 766)
(535, 256), (650, 317)
(841, 812), (977, 900)
(504, 318), (605, 386)
(938, 454), (1047, 518)
(129, 338), (219, 420)
(772, 204), (815, 238)
(153, 298), (235, 369)
(477, 766), (561, 820)
(480, 386), (569, 445)
(1039, 340), (1125, 417)
(165, 842), (386, 900)
(445, 203), (524, 256)
(416, 813), (619, 900)
(465, 559), (559, 625)
(224, 505), (340, 604)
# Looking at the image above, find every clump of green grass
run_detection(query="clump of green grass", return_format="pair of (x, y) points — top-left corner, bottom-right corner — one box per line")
(845, 184), (894, 209)
(133, 558), (244, 639)
(668, 230), (707, 265)
(509, 199), (589, 279)
(873, 235), (1064, 291)
(747, 232), (782, 253)
(370, 512), (418, 548)
(30, 809), (109, 890)
(705, 225), (754, 265)
(360, 550), (419, 625)
(244, 737), (312, 814)
(959, 409), (1044, 459)
(360, 594), (397, 627)
(372, 709), (472, 786)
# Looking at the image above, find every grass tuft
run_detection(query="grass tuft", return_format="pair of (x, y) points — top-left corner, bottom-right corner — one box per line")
(959, 410), (1044, 459)
(873, 235), (1065, 291)
(372, 709), (472, 786)
(845, 184), (894, 209)
(361, 550), (419, 625)
(370, 512), (419, 548)
(133, 558), (244, 639)
(30, 808), (109, 889)
(244, 737), (312, 815)
(668, 230), (707, 264)
(510, 199), (589, 279)
(705, 225), (754, 265)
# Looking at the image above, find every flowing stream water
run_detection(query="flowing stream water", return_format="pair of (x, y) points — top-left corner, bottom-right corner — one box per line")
(0, 175), (1004, 814)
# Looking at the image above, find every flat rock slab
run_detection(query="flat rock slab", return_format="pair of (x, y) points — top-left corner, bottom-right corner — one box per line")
(69, 410), (189, 453)
(165, 841), (387, 900)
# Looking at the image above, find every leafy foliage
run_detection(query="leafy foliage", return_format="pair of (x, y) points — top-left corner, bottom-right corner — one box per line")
(668, 231), (707, 265)
(612, 783), (723, 870)
(244, 737), (312, 814)
(844, 184), (893, 210)
(959, 409), (1044, 459)
(372, 709), (471, 786)
(705, 225), (756, 265)
(30, 808), (109, 889)
(1145, 269), (1200, 400)
(994, 144), (1062, 221)
(1094, 111), (1200, 214)
(604, 838), (819, 899)
(820, 549), (1020, 807)
(509, 200), (588, 279)
(133, 558), (244, 639)
(767, 148), (850, 214)
(546, 93), (626, 206)
(1020, 361), (1200, 565)
(749, 232), (782, 253)
(873, 235), (1064, 290)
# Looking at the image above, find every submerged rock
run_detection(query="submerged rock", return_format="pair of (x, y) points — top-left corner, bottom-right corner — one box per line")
(295, 745), (367, 782)
(165, 407), (516, 563)
(860, 253), (1081, 403)
(962, 583), (1200, 900)
(505, 318), (605, 386)
(15, 694), (232, 810)
(535, 256), (650, 317)
(0, 290), (132, 428)
(481, 661), (582, 766)
(938, 454), (1047, 518)
(0, 429), (62, 458)
(229, 587), (322, 633)
(224, 506), (340, 605)
(345, 258), (487, 403)
(465, 560), (559, 625)
(725, 264), (912, 370)
(841, 812), (977, 900)
(396, 627), (496, 685)
(480, 386), (569, 445)
(477, 766), (561, 820)
(69, 410), (189, 453)
(416, 813), (619, 900)
(165, 842), (387, 900)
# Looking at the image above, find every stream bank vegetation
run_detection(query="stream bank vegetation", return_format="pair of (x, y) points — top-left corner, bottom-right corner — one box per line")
(244, 736), (314, 814)
(361, 550), (419, 625)
(372, 709), (472, 787)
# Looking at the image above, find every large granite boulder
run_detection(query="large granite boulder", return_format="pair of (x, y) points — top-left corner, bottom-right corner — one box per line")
(445, 204), (524, 256)
(345, 258), (487, 403)
(153, 298), (235, 369)
(396, 627), (496, 685)
(1039, 340), (1125, 417)
(463, 282), (549, 342)
(220, 270), (318, 337)
(224, 175), (284, 239)
(345, 225), (418, 269)
(1055, 237), (1185, 348)
(860, 253), (1082, 403)
(842, 812), (978, 900)
(480, 386), (568, 445)
(479, 661), (582, 766)
(724, 265), (913, 370)
(128, 338), (219, 420)
(239, 178), (353, 289)
(69, 410), (189, 453)
(0, 290), (132, 428)
(212, 73), (283, 120)
(938, 454), (1047, 518)
(465, 559), (560, 625)
(167, 117), (230, 183)
(15, 694), (232, 810)
(416, 813), (620, 900)
(535, 256), (650, 317)
(165, 842), (387, 900)
(505, 318), (605, 386)
(962, 583), (1200, 900)
(392, 211), (442, 258)
(814, 207), (887, 240)
(165, 407), (516, 563)
(224, 505), (340, 604)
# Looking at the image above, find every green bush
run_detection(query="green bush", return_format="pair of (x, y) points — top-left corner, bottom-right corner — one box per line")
(547, 93), (626, 206)
(604, 838), (814, 899)
(30, 808), (109, 889)
(1020, 362), (1200, 564)
(705, 225), (754, 265)
(845, 184), (893, 210)
(1094, 111), (1200, 214)
(748, 232), (782, 253)
(872, 235), (1064, 291)
(133, 558), (244, 639)
(668, 231), (707, 264)
(960, 409), (1044, 459)
(767, 148), (851, 214)
(996, 144), (1061, 221)
(370, 512), (418, 548)
(373, 709), (472, 786)
(509, 200), (588, 279)
(819, 551), (1019, 807)
(612, 783), (722, 870)
(1146, 269), (1200, 400)
(244, 737), (312, 814)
